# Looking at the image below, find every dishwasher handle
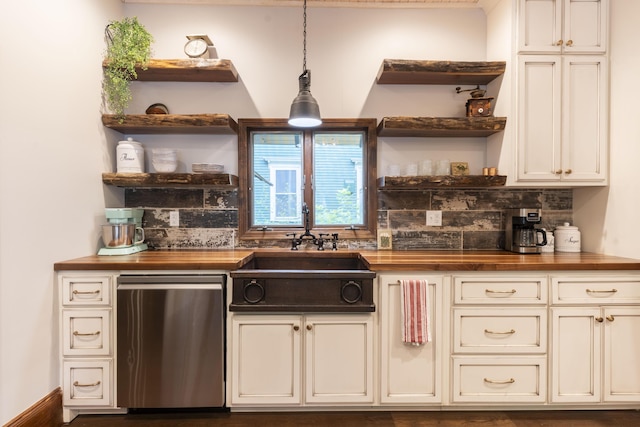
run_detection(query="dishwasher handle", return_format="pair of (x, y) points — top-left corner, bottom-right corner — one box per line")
(118, 283), (222, 291)
(117, 274), (225, 290)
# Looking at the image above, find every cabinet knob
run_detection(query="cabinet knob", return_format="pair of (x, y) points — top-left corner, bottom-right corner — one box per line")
(606, 315), (615, 322)
(564, 169), (572, 175)
(595, 316), (604, 323)
(566, 39), (573, 47)
(555, 169), (563, 175)
(306, 324), (313, 331)
(556, 39), (564, 46)
(293, 325), (300, 331)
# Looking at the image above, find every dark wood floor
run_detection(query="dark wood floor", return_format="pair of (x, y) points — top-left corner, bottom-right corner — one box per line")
(68, 410), (640, 426)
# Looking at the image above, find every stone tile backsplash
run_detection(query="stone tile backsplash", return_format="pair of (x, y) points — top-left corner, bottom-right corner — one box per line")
(125, 187), (572, 250)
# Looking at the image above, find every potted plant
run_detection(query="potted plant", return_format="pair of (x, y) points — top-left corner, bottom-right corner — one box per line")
(103, 17), (153, 119)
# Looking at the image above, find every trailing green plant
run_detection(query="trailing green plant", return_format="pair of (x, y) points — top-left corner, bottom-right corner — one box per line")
(103, 17), (153, 119)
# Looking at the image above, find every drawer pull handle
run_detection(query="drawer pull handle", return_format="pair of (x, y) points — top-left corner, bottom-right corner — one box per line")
(73, 331), (101, 337)
(73, 380), (101, 388)
(586, 288), (617, 294)
(485, 289), (516, 295)
(484, 377), (515, 385)
(484, 328), (516, 335)
(73, 290), (100, 295)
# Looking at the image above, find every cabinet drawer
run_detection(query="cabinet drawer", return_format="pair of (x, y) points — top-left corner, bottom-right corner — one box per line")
(453, 308), (546, 354)
(453, 276), (548, 305)
(61, 276), (112, 306)
(62, 360), (112, 407)
(62, 310), (111, 356)
(452, 356), (547, 403)
(552, 275), (640, 305)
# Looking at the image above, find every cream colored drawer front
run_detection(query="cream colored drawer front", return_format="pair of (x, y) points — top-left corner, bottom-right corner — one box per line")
(454, 276), (548, 305)
(552, 275), (640, 305)
(453, 308), (547, 354)
(63, 360), (112, 407)
(62, 310), (111, 356)
(61, 276), (112, 306)
(452, 357), (547, 403)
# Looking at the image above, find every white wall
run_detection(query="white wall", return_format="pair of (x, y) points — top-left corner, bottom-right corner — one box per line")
(0, 0), (123, 423)
(574, 0), (640, 258)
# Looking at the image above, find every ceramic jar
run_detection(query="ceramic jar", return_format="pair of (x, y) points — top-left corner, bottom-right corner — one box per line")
(554, 222), (581, 252)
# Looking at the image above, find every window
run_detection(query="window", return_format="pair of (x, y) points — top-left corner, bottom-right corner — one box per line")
(238, 119), (377, 240)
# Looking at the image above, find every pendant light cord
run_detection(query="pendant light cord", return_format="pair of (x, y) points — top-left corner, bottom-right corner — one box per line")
(302, 0), (308, 73)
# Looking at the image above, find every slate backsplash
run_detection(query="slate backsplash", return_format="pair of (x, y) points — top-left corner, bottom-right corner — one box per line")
(125, 187), (572, 250)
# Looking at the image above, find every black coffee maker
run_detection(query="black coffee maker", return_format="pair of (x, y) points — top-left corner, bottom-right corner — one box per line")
(505, 208), (547, 254)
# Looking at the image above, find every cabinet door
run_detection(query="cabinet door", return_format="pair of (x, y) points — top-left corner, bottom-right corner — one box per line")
(518, 0), (607, 53)
(517, 55), (562, 182)
(561, 55), (608, 182)
(304, 314), (373, 404)
(551, 307), (601, 403)
(518, 0), (563, 53)
(379, 275), (441, 404)
(603, 307), (640, 402)
(230, 315), (301, 405)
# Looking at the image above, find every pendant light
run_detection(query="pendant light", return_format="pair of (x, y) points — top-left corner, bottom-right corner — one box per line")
(288, 0), (322, 127)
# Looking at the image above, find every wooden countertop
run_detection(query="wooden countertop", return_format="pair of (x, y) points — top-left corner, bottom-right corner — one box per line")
(54, 249), (640, 272)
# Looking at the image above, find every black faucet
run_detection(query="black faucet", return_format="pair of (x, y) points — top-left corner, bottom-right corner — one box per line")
(288, 203), (332, 250)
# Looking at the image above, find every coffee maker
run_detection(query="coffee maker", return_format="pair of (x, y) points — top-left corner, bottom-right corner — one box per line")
(505, 208), (547, 254)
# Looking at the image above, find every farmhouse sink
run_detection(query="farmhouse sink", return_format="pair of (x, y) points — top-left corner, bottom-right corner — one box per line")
(229, 252), (376, 312)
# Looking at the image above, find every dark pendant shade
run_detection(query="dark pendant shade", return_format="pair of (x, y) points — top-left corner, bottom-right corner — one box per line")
(288, 70), (321, 127)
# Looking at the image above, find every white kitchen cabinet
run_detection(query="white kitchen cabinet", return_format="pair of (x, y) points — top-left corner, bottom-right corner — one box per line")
(518, 0), (608, 54)
(451, 274), (548, 404)
(378, 273), (442, 405)
(229, 313), (374, 407)
(516, 55), (607, 185)
(551, 274), (640, 403)
(58, 272), (119, 423)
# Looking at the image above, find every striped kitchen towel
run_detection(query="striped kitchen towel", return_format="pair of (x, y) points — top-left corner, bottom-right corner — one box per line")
(400, 279), (431, 345)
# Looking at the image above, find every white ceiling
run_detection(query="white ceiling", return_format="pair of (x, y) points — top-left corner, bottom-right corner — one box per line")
(123, 0), (499, 10)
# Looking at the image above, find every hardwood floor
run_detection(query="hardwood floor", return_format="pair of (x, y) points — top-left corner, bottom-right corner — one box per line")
(68, 410), (640, 426)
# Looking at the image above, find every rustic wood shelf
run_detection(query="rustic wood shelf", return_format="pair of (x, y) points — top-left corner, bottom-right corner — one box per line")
(102, 173), (239, 188)
(378, 175), (507, 189)
(102, 58), (239, 82)
(376, 59), (506, 85)
(377, 116), (507, 137)
(102, 114), (239, 134)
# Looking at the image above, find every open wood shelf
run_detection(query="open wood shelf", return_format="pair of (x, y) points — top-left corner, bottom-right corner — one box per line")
(378, 175), (507, 189)
(376, 59), (506, 85)
(102, 173), (239, 188)
(102, 114), (239, 134)
(102, 58), (239, 82)
(377, 116), (507, 137)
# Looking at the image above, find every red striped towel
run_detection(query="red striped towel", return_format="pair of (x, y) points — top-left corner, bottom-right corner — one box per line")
(401, 279), (431, 345)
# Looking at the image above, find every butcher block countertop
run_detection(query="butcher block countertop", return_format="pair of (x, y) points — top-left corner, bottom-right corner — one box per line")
(54, 249), (640, 272)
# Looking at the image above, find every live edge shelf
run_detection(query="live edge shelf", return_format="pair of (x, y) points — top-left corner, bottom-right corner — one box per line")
(378, 175), (507, 189)
(102, 173), (239, 188)
(377, 116), (507, 137)
(102, 114), (239, 135)
(102, 58), (239, 82)
(376, 59), (506, 85)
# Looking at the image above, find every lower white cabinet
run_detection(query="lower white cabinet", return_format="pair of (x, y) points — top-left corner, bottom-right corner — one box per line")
(378, 273), (442, 404)
(229, 313), (374, 406)
(58, 272), (119, 422)
(550, 274), (640, 403)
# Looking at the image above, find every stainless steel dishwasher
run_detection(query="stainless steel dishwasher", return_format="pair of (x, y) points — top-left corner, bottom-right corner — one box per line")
(117, 274), (226, 409)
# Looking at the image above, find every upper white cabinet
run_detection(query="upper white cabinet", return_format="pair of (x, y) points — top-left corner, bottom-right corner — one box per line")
(516, 55), (608, 184)
(518, 0), (608, 54)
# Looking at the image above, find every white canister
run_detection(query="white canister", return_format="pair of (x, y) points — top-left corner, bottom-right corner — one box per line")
(554, 222), (581, 252)
(117, 137), (145, 173)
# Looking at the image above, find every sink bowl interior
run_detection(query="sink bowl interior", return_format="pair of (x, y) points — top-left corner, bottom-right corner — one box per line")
(240, 254), (368, 271)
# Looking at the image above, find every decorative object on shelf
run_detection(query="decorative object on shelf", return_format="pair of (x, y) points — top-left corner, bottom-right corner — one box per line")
(145, 103), (169, 114)
(103, 17), (154, 120)
(377, 229), (392, 250)
(288, 0), (322, 127)
(192, 163), (224, 174)
(151, 148), (178, 173)
(435, 159), (450, 175)
(451, 162), (469, 176)
(116, 137), (145, 173)
(456, 85), (494, 117)
(184, 34), (214, 59)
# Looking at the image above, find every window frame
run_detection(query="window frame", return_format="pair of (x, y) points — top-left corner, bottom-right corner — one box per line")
(238, 118), (377, 241)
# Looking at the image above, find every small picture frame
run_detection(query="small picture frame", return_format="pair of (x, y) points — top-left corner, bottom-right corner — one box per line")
(451, 162), (470, 176)
(377, 229), (392, 250)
